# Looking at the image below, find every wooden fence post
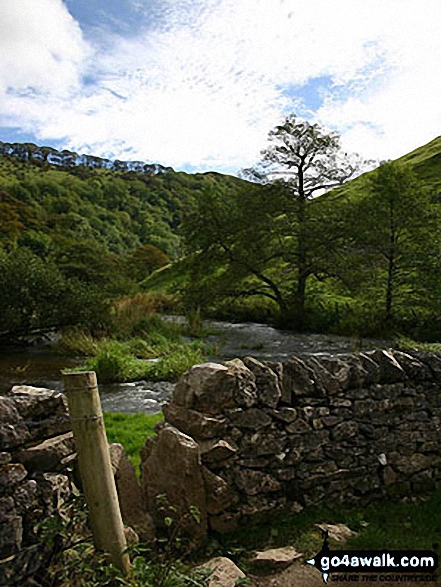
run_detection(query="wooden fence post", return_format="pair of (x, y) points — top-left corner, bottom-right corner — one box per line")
(63, 371), (131, 575)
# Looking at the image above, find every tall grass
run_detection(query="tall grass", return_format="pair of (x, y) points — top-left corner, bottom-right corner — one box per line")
(59, 293), (209, 383)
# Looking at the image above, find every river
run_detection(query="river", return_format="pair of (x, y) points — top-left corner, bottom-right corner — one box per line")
(0, 320), (384, 414)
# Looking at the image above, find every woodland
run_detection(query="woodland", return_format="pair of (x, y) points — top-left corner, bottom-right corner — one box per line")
(1, 114), (441, 344)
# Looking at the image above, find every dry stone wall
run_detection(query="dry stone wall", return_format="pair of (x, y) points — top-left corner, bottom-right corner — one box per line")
(0, 385), (152, 585)
(141, 349), (441, 541)
(0, 386), (75, 585)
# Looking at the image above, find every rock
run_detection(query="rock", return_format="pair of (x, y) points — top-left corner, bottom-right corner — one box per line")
(355, 353), (380, 386)
(282, 357), (315, 401)
(240, 430), (285, 457)
(0, 398), (30, 450)
(317, 357), (353, 391)
(163, 403), (226, 439)
(250, 546), (303, 571)
(200, 439), (238, 464)
(228, 408), (272, 429)
(382, 466), (398, 486)
(199, 556), (246, 587)
(304, 357), (340, 395)
(0, 513), (23, 557)
(0, 464), (28, 493)
(15, 432), (75, 472)
(242, 357), (282, 408)
(9, 387), (70, 441)
(362, 350), (405, 383)
(224, 359), (258, 408)
(202, 468), (239, 515)
(109, 443), (155, 542)
(234, 469), (281, 495)
(286, 419), (311, 434)
(0, 452), (12, 465)
(331, 421), (358, 441)
(38, 473), (71, 516)
(391, 351), (431, 380)
(268, 407), (298, 423)
(209, 512), (241, 534)
(315, 523), (356, 543)
(141, 426), (207, 548)
(173, 362), (233, 412)
(394, 453), (433, 475)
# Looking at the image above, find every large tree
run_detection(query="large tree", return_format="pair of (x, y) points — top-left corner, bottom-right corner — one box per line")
(343, 161), (441, 328)
(243, 114), (360, 327)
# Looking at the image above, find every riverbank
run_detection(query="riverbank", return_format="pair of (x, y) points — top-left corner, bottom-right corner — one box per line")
(0, 316), (393, 413)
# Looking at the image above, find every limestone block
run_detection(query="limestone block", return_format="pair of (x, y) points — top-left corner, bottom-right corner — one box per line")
(243, 357), (282, 408)
(282, 357), (315, 402)
(109, 443), (155, 542)
(234, 469), (281, 495)
(224, 359), (258, 408)
(15, 432), (75, 472)
(0, 398), (30, 450)
(199, 556), (246, 587)
(141, 425), (207, 548)
(228, 407), (272, 429)
(250, 546), (303, 571)
(0, 464), (27, 494)
(163, 403), (226, 440)
(202, 467), (239, 515)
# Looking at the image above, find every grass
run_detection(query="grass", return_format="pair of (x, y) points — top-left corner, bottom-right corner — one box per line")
(59, 294), (211, 383)
(103, 411), (164, 473)
(217, 490), (441, 564)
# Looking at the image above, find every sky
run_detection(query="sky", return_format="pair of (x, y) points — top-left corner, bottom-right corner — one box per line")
(0, 0), (440, 176)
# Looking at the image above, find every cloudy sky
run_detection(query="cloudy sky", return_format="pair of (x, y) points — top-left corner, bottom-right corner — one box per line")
(0, 0), (440, 175)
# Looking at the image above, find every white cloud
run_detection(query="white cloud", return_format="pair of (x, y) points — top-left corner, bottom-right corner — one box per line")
(0, 0), (440, 173)
(0, 0), (89, 95)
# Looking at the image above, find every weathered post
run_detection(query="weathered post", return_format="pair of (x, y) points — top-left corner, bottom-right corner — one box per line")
(63, 371), (130, 575)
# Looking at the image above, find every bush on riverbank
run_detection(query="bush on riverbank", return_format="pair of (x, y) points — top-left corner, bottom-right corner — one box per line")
(59, 293), (210, 383)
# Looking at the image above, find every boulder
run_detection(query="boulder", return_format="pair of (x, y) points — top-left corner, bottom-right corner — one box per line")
(242, 357), (282, 408)
(228, 408), (272, 429)
(282, 357), (315, 402)
(234, 469), (281, 495)
(109, 443), (155, 542)
(199, 556), (246, 587)
(141, 426), (207, 548)
(250, 546), (303, 571)
(224, 359), (258, 408)
(173, 363), (232, 412)
(202, 468), (239, 515)
(315, 523), (356, 543)
(15, 432), (75, 472)
(362, 350), (405, 383)
(0, 398), (30, 450)
(163, 404), (226, 440)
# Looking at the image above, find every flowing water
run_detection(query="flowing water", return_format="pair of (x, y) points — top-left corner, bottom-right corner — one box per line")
(0, 320), (384, 413)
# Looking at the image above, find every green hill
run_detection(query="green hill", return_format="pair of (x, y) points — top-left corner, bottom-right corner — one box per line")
(0, 143), (247, 338)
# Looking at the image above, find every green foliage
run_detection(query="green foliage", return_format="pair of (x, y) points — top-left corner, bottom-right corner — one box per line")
(0, 247), (111, 338)
(39, 492), (210, 587)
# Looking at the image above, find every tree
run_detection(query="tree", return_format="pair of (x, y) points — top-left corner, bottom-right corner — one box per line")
(181, 182), (292, 318)
(242, 114), (360, 327)
(344, 161), (441, 328)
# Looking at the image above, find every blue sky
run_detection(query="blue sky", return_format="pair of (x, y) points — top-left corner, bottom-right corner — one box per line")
(0, 0), (440, 175)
